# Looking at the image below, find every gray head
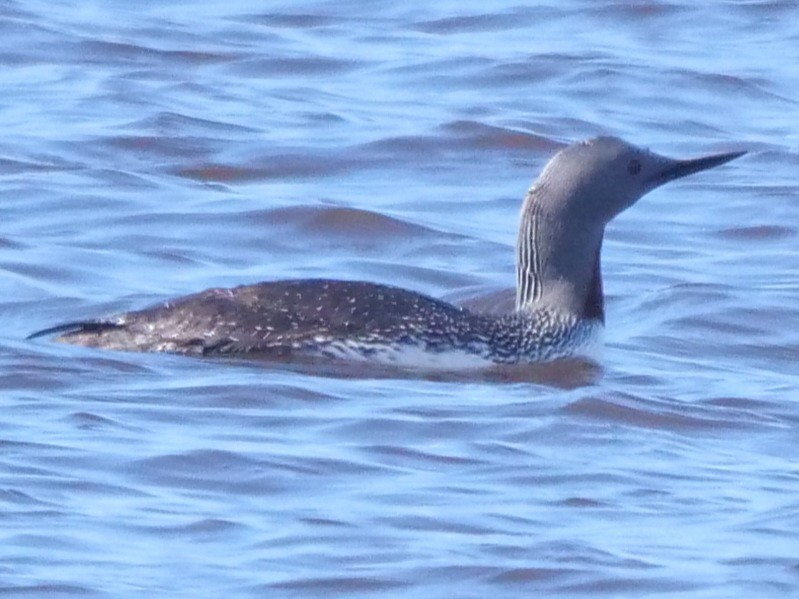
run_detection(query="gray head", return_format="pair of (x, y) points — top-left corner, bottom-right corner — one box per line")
(534, 136), (746, 223)
(516, 136), (745, 318)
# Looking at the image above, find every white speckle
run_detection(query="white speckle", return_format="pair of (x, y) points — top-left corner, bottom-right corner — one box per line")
(303, 341), (493, 370)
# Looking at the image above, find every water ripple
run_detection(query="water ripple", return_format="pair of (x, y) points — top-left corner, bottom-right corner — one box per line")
(2, 0), (797, 597)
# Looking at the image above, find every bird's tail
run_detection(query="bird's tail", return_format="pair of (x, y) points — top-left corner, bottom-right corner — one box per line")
(26, 320), (123, 341)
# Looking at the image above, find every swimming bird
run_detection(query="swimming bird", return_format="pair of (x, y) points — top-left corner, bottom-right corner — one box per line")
(29, 137), (744, 367)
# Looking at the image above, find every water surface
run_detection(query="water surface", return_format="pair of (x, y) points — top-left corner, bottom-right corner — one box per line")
(2, 0), (798, 597)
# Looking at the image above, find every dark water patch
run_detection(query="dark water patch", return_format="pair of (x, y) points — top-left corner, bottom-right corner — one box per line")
(0, 3), (40, 21)
(674, 69), (797, 105)
(297, 515), (353, 528)
(380, 514), (498, 535)
(242, 13), (342, 29)
(57, 479), (150, 498)
(18, 193), (133, 228)
(715, 224), (795, 241)
(491, 567), (583, 584)
(278, 454), (388, 477)
(129, 449), (385, 493)
(735, 0), (799, 17)
(724, 555), (799, 568)
(411, 11), (540, 34)
(175, 152), (357, 182)
(68, 355), (159, 377)
(561, 575), (699, 594)
(488, 359), (602, 388)
(230, 57), (360, 77)
(3, 351), (170, 396)
(87, 168), (162, 190)
(324, 415), (460, 445)
(7, 533), (84, 551)
(185, 381), (340, 407)
(63, 412), (128, 431)
(410, 564), (506, 584)
(0, 157), (75, 175)
(130, 111), (259, 135)
(162, 49), (237, 66)
(366, 444), (486, 468)
(0, 508), (64, 523)
(475, 55), (594, 86)
(604, 369), (666, 388)
(102, 135), (218, 161)
(556, 497), (606, 508)
(101, 210), (230, 230)
(501, 470), (636, 489)
(591, 1), (683, 20)
(244, 204), (453, 243)
(0, 45), (69, 70)
(128, 450), (275, 492)
(358, 133), (455, 157)
(699, 395), (796, 427)
(469, 441), (536, 460)
(442, 120), (554, 152)
(139, 248), (204, 265)
(637, 283), (735, 314)
(704, 396), (777, 411)
(563, 393), (756, 431)
(0, 489), (53, 507)
(137, 517), (242, 538)
(75, 40), (234, 66)
(533, 543), (657, 570)
(672, 314), (767, 338)
(386, 55), (493, 78)
(0, 584), (99, 597)
(299, 110), (348, 124)
(267, 575), (409, 593)
(361, 121), (553, 159)
(383, 261), (482, 291)
(0, 237), (26, 250)
(0, 438), (69, 453)
(2, 261), (79, 284)
(0, 364), (76, 394)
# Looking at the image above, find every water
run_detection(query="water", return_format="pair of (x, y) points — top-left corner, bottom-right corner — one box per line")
(2, 0), (798, 596)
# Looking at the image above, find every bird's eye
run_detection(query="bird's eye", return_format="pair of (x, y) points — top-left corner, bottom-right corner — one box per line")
(627, 159), (642, 175)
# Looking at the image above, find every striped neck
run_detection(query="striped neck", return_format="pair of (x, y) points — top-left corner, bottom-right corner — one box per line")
(515, 183), (605, 323)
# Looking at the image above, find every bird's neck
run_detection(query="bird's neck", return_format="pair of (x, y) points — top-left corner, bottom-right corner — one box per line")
(515, 186), (605, 323)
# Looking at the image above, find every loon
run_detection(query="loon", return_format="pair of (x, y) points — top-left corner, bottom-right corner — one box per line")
(29, 137), (744, 367)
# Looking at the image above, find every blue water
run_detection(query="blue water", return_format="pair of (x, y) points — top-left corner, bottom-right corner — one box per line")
(2, 1), (798, 596)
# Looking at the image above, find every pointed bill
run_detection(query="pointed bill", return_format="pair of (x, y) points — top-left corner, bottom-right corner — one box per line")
(650, 149), (746, 187)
